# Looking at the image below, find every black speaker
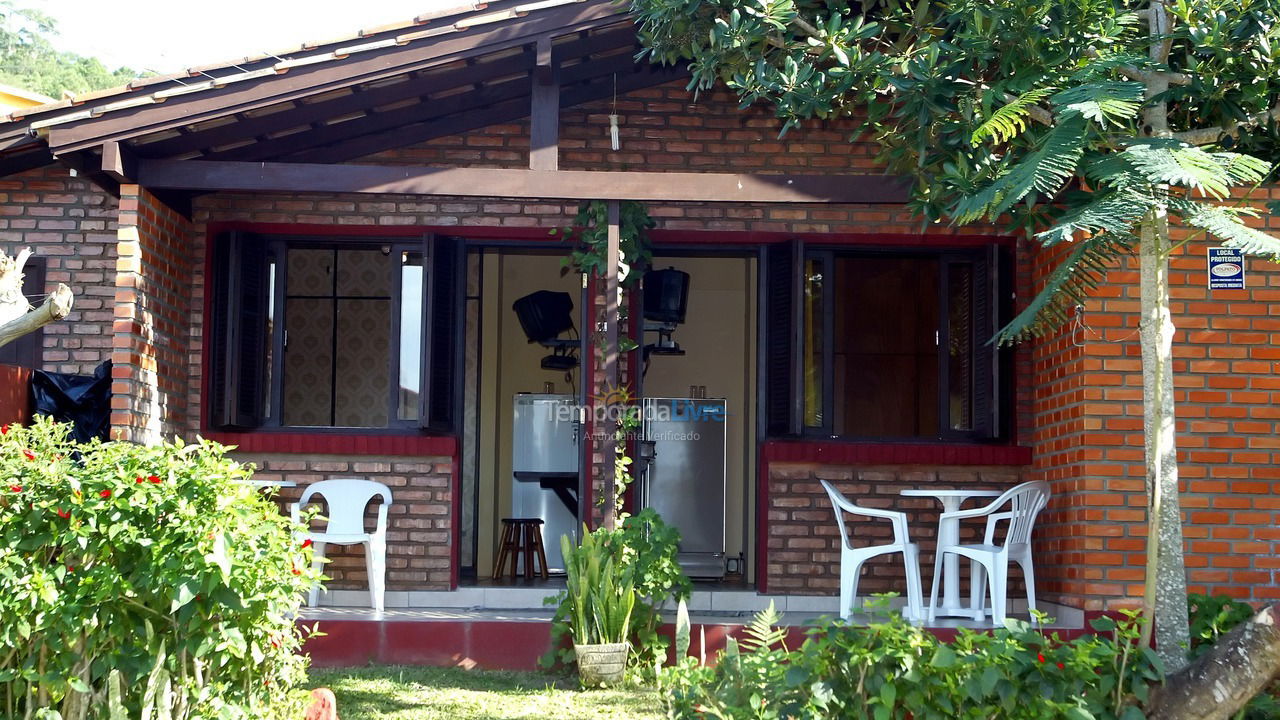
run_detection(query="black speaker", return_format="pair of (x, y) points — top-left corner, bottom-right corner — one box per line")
(643, 267), (689, 324)
(512, 290), (575, 343)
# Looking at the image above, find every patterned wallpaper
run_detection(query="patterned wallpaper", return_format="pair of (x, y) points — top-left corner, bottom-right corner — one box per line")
(281, 248), (393, 427)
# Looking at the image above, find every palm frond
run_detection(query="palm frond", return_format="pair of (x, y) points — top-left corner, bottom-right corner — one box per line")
(971, 87), (1056, 145)
(1171, 199), (1280, 260)
(1124, 142), (1239, 198)
(1049, 81), (1145, 126)
(1207, 151), (1273, 186)
(953, 113), (1088, 224)
(996, 233), (1135, 346)
(1035, 186), (1155, 246)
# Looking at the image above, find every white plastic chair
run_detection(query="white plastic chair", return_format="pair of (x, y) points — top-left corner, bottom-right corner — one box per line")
(290, 479), (393, 612)
(820, 480), (924, 622)
(927, 480), (1050, 626)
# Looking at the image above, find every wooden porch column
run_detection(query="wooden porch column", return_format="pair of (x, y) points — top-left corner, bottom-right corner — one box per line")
(600, 200), (620, 530)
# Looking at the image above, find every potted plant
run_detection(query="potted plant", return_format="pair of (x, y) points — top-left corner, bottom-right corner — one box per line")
(561, 529), (636, 687)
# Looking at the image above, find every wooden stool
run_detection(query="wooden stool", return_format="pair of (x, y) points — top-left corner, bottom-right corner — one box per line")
(492, 518), (549, 580)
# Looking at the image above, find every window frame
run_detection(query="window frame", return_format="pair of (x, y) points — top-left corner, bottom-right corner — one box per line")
(207, 230), (463, 435)
(793, 244), (1007, 443)
(261, 237), (426, 431)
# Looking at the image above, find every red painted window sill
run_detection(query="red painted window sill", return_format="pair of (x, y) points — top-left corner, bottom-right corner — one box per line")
(202, 431), (456, 458)
(761, 439), (1031, 466)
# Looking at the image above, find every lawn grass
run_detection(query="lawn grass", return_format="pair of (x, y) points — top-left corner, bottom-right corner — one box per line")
(308, 666), (664, 720)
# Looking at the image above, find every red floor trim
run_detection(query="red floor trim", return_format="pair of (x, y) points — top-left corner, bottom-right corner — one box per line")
(301, 619), (1093, 670)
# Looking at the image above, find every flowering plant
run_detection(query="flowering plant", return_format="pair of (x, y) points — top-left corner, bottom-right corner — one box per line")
(0, 417), (320, 719)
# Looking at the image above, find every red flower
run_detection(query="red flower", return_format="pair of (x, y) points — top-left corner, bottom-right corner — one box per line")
(291, 564), (301, 576)
(1037, 653), (1046, 664)
(22, 449), (34, 461)
(8, 485), (20, 493)
(1, 424), (9, 434)
(301, 539), (313, 549)
(66, 565), (74, 573)
(99, 489), (111, 499)
(56, 508), (70, 519)
(1056, 662), (1065, 670)
(135, 476), (145, 483)
(270, 639), (280, 649)
(148, 475), (161, 484)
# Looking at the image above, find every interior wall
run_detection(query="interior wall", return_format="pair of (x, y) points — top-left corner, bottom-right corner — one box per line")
(643, 255), (756, 578)
(475, 251), (582, 577)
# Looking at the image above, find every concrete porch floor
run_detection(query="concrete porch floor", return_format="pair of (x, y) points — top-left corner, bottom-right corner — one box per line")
(299, 587), (1087, 669)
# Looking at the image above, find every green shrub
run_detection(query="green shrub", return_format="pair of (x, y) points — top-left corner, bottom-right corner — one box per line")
(663, 600), (1160, 720)
(543, 509), (691, 683)
(0, 418), (321, 719)
(560, 526), (637, 646)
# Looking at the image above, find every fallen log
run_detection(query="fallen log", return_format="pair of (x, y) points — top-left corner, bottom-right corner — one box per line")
(1147, 604), (1280, 720)
(0, 282), (73, 351)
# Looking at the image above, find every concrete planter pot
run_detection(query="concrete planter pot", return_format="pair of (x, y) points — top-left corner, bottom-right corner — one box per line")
(574, 642), (628, 687)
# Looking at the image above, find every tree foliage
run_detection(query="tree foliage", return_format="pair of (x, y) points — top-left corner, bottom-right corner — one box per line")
(0, 2), (140, 100)
(632, 0), (1280, 674)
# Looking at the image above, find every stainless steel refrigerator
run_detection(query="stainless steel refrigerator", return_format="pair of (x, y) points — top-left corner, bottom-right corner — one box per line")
(640, 397), (727, 578)
(511, 393), (580, 573)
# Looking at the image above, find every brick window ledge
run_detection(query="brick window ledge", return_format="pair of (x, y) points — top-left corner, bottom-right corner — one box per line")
(202, 431), (456, 458)
(762, 439), (1031, 466)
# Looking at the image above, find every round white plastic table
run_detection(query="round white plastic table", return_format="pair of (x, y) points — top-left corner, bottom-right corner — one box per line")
(901, 489), (1002, 619)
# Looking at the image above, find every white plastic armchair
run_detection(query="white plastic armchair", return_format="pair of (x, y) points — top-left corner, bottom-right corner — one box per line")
(290, 479), (394, 612)
(820, 480), (924, 622)
(926, 480), (1050, 626)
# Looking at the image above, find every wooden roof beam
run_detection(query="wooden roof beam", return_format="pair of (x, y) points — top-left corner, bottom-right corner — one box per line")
(530, 37), (559, 171)
(271, 59), (683, 164)
(134, 159), (911, 203)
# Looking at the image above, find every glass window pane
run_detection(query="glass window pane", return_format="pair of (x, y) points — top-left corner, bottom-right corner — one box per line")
(803, 257), (824, 428)
(947, 262), (975, 432)
(398, 252), (424, 421)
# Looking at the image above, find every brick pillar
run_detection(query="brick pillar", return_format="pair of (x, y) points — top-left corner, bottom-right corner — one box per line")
(111, 186), (195, 444)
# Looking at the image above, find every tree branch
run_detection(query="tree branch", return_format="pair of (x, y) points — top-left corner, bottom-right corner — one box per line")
(1172, 104), (1280, 145)
(1146, 604), (1280, 720)
(0, 283), (73, 351)
(1083, 47), (1192, 86)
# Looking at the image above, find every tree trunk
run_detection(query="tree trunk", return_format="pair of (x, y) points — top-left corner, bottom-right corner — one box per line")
(0, 247), (32, 326)
(0, 283), (73, 351)
(1138, 210), (1191, 672)
(1138, 0), (1191, 672)
(1147, 605), (1280, 720)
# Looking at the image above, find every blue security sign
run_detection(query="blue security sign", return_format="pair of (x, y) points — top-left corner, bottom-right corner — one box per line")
(1207, 247), (1245, 290)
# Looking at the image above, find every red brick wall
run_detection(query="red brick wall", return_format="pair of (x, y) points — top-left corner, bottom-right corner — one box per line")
(0, 166), (118, 374)
(246, 455), (454, 591)
(111, 185), (195, 443)
(766, 464), (1027, 596)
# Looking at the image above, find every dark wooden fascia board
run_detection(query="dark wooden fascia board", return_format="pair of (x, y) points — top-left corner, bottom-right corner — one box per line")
(135, 159), (911, 203)
(44, 2), (625, 155)
(101, 140), (138, 184)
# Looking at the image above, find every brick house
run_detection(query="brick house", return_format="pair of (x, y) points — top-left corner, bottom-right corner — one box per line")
(0, 0), (1275, 632)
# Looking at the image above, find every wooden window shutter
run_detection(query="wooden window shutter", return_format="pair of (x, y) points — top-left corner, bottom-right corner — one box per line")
(762, 239), (803, 437)
(421, 234), (464, 433)
(209, 231), (270, 429)
(0, 256), (46, 369)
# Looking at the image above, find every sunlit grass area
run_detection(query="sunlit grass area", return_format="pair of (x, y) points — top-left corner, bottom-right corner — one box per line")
(309, 666), (663, 720)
